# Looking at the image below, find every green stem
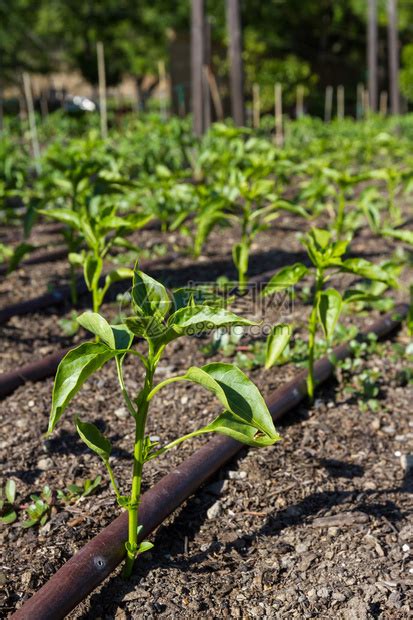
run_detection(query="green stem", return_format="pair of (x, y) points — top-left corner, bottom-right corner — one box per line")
(307, 270), (324, 401)
(123, 362), (155, 578)
(147, 375), (186, 401)
(103, 458), (122, 500)
(336, 186), (345, 237)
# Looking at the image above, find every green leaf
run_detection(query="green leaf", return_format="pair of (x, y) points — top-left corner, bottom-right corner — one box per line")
(340, 258), (398, 287)
(132, 268), (171, 319)
(103, 268), (133, 290)
(77, 312), (133, 350)
(75, 418), (111, 461)
(68, 252), (84, 267)
(5, 479), (16, 504)
(84, 255), (103, 291)
(382, 228), (413, 246)
(1, 509), (17, 524)
(137, 540), (154, 555)
(169, 306), (257, 337)
(38, 208), (81, 230)
(265, 324), (291, 369)
(7, 242), (36, 274)
(317, 289), (342, 341)
(49, 343), (116, 432)
(185, 363), (281, 447)
(262, 263), (308, 296)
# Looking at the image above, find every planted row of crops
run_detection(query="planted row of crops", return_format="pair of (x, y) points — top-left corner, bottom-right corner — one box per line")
(1, 112), (412, 615)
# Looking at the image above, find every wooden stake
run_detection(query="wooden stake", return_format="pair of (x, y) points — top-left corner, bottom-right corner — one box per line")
(379, 91), (388, 115)
(274, 83), (283, 147)
(97, 41), (108, 139)
(387, 0), (400, 115)
(367, 0), (378, 111)
(337, 85), (345, 119)
(226, 0), (245, 126)
(357, 83), (365, 119)
(363, 88), (370, 117)
(252, 83), (260, 129)
(158, 60), (167, 121)
(203, 17), (212, 130)
(191, 0), (205, 135)
(0, 82), (3, 133)
(22, 72), (41, 173)
(204, 67), (224, 121)
(296, 85), (304, 118)
(324, 85), (333, 122)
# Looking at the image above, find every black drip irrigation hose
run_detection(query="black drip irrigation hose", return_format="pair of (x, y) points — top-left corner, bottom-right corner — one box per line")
(10, 303), (408, 620)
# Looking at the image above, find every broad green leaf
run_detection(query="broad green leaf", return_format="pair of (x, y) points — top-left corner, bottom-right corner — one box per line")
(184, 363), (280, 446)
(317, 289), (342, 341)
(382, 228), (413, 246)
(84, 255), (103, 291)
(340, 258), (398, 287)
(49, 343), (116, 432)
(5, 479), (16, 504)
(169, 306), (256, 334)
(311, 228), (331, 249)
(77, 312), (133, 350)
(203, 410), (277, 446)
(75, 418), (111, 461)
(38, 208), (81, 230)
(132, 269), (171, 319)
(265, 324), (291, 369)
(262, 263), (308, 296)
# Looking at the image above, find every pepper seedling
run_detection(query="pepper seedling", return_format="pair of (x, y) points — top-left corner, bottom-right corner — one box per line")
(48, 262), (281, 577)
(262, 228), (398, 400)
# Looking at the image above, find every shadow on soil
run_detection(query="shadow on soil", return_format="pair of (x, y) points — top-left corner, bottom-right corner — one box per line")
(78, 387), (412, 618)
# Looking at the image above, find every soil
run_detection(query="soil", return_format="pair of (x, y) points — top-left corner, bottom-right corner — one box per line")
(1, 212), (412, 619)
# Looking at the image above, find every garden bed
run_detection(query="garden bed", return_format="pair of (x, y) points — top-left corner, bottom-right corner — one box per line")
(1, 210), (412, 617)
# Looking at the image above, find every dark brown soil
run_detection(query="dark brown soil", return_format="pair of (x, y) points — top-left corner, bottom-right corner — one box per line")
(1, 213), (412, 619)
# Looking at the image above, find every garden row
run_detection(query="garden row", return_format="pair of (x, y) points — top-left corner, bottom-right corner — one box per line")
(1, 112), (412, 617)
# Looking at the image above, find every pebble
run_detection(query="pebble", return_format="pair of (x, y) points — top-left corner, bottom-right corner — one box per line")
(382, 425), (396, 435)
(180, 395), (189, 405)
(228, 470), (247, 480)
(402, 544), (410, 553)
(400, 454), (413, 474)
(114, 406), (128, 419)
(28, 400), (35, 408)
(207, 501), (222, 520)
(37, 457), (53, 470)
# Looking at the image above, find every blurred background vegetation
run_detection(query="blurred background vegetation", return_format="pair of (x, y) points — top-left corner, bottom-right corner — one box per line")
(0, 0), (412, 116)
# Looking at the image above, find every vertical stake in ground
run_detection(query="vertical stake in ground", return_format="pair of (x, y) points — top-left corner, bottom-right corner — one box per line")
(324, 85), (333, 122)
(226, 0), (245, 126)
(97, 41), (108, 139)
(252, 83), (260, 129)
(337, 85), (345, 119)
(296, 85), (304, 119)
(380, 91), (388, 115)
(387, 0), (400, 115)
(274, 83), (283, 147)
(191, 0), (205, 136)
(22, 72), (41, 174)
(367, 0), (378, 112)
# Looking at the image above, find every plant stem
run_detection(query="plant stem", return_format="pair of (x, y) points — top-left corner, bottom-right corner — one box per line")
(123, 363), (154, 578)
(336, 186), (345, 237)
(307, 269), (324, 401)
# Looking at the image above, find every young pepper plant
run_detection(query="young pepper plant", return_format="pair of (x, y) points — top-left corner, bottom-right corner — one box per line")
(48, 262), (281, 577)
(39, 201), (151, 315)
(262, 228), (398, 400)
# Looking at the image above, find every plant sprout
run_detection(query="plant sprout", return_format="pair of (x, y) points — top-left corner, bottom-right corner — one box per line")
(48, 262), (281, 576)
